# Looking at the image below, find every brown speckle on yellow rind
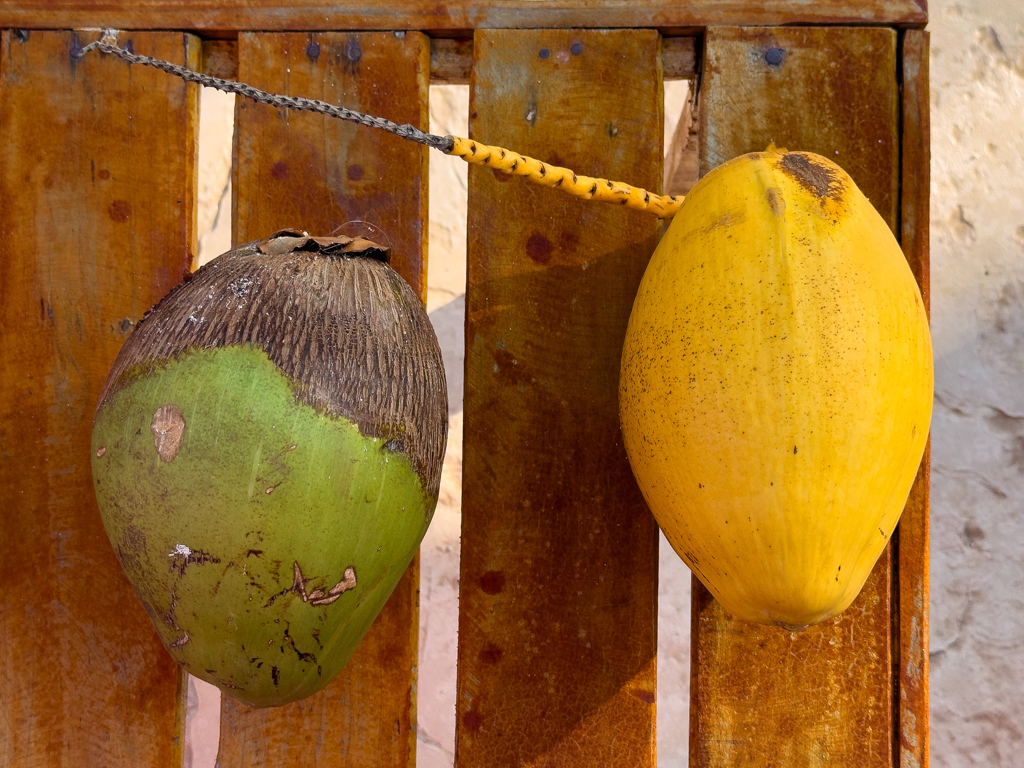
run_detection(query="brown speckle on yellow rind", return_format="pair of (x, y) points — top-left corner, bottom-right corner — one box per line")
(618, 147), (932, 629)
(151, 404), (185, 462)
(778, 152), (845, 202)
(766, 187), (786, 216)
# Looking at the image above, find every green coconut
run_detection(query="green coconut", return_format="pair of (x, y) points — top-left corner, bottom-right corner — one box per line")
(91, 229), (447, 707)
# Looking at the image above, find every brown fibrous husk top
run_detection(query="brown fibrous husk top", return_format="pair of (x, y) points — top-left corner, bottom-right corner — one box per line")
(98, 229), (448, 497)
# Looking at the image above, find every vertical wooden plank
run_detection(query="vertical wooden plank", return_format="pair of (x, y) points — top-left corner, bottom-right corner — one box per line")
(457, 29), (662, 768)
(216, 31), (429, 767)
(692, 26), (900, 768)
(900, 30), (929, 312)
(0, 29), (198, 768)
(898, 29), (930, 768)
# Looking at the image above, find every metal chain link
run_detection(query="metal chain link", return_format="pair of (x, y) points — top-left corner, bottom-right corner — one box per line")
(73, 32), (455, 153)
(73, 30), (683, 218)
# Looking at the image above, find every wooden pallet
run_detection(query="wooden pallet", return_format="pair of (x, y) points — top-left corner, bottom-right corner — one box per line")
(0, 3), (929, 766)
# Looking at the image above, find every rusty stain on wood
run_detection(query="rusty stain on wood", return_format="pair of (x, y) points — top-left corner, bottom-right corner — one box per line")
(216, 31), (428, 767)
(898, 28), (930, 768)
(0, 1), (930, 32)
(691, 26), (901, 768)
(0, 29), (198, 768)
(456, 29), (661, 768)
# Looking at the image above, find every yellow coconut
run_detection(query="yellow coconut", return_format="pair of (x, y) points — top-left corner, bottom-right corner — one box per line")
(619, 147), (932, 629)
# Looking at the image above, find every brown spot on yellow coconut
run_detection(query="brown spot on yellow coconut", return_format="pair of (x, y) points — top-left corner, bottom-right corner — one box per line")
(778, 152), (845, 203)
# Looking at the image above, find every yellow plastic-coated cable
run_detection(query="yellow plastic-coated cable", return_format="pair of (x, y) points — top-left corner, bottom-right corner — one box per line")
(73, 41), (684, 219)
(449, 137), (685, 218)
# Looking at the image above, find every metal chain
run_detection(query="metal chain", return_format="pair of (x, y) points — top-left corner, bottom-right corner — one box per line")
(73, 32), (455, 153)
(73, 31), (684, 218)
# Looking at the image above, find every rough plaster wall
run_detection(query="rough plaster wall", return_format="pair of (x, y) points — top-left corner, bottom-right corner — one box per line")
(183, 9), (1024, 762)
(929, 2), (1024, 764)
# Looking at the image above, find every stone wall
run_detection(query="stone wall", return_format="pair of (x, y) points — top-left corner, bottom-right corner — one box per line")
(929, 2), (1024, 764)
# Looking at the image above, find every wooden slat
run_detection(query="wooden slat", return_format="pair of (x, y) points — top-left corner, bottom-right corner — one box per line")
(0, 29), (198, 768)
(897, 28), (930, 768)
(900, 30), (930, 311)
(691, 26), (901, 768)
(0, 0), (929, 32)
(216, 31), (429, 768)
(456, 29), (661, 768)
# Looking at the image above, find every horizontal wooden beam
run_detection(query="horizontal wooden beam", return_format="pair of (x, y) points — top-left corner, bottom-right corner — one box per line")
(202, 36), (697, 84)
(0, 1), (928, 33)
(432, 36), (698, 83)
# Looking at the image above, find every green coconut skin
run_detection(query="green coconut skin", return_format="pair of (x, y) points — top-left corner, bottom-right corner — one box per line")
(92, 344), (433, 708)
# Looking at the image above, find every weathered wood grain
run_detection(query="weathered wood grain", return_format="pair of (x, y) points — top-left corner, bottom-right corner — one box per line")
(901, 30), (930, 312)
(230, 31), (430, 297)
(433, 37), (694, 85)
(0, 29), (199, 768)
(691, 26), (901, 768)
(898, 28), (931, 768)
(0, 0), (929, 32)
(216, 31), (429, 767)
(456, 29), (662, 768)
(192, 36), (697, 87)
